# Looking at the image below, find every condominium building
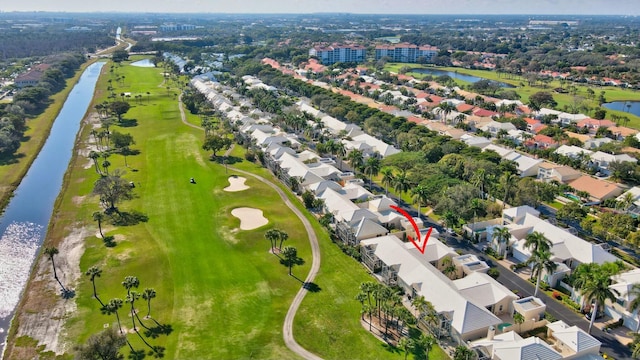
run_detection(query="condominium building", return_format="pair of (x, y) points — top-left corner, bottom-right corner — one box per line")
(374, 43), (439, 63)
(309, 44), (367, 65)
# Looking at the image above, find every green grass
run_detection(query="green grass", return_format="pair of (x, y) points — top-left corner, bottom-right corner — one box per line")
(8, 59), (448, 359)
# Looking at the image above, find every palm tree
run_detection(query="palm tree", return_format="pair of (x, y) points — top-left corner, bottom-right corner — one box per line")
(347, 149), (364, 174)
(492, 226), (512, 258)
(443, 210), (459, 231)
(412, 184), (429, 217)
(89, 151), (101, 174)
(441, 257), (457, 280)
(471, 168), (487, 199)
(277, 230), (289, 251)
(631, 333), (640, 359)
(500, 173), (519, 207)
(85, 266), (103, 303)
(420, 333), (436, 359)
(381, 167), (395, 196)
(101, 298), (124, 333)
(454, 345), (474, 360)
(528, 249), (557, 297)
(393, 170), (411, 196)
(437, 102), (456, 123)
(355, 292), (368, 320)
(264, 229), (279, 252)
(524, 231), (552, 261)
(282, 246), (298, 276)
(142, 288), (156, 319)
(122, 275), (140, 296)
(398, 337), (412, 360)
(513, 312), (525, 333)
(580, 270), (620, 334)
(360, 282), (377, 331)
(92, 211), (105, 239)
(44, 246), (65, 291)
(126, 291), (141, 331)
(363, 156), (381, 187)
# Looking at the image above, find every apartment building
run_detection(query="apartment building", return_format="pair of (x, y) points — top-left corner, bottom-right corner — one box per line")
(374, 43), (439, 63)
(309, 44), (367, 65)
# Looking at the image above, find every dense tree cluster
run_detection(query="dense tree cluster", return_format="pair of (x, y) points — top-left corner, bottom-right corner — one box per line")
(0, 27), (112, 59)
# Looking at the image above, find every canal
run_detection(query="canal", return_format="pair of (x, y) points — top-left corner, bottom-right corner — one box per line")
(0, 61), (105, 355)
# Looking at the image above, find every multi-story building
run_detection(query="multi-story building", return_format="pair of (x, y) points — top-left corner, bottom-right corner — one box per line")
(309, 44), (366, 65)
(374, 43), (439, 63)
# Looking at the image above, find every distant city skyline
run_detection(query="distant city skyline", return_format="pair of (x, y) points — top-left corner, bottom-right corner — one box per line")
(1, 0), (639, 16)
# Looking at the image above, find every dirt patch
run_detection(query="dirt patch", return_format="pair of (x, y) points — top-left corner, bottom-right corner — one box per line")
(72, 195), (86, 205)
(231, 207), (268, 230)
(10, 226), (89, 356)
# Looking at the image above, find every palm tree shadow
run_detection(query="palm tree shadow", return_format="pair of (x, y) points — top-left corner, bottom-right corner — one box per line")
(143, 322), (173, 339)
(303, 282), (322, 293)
(61, 288), (76, 299)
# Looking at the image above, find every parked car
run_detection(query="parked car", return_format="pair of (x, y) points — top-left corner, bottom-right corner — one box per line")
(585, 311), (603, 321)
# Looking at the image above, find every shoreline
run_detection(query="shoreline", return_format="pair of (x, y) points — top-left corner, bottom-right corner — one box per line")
(2, 61), (104, 359)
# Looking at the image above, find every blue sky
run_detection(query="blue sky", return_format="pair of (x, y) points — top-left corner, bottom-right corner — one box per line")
(1, 0), (638, 15)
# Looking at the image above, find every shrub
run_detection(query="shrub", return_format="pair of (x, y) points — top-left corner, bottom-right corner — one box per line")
(544, 312), (557, 322)
(488, 268), (500, 279)
(552, 291), (562, 300)
(562, 297), (581, 311)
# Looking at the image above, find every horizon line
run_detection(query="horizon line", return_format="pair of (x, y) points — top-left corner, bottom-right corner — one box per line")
(0, 11), (637, 16)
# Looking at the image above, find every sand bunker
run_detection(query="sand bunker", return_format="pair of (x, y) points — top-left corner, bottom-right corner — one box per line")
(224, 176), (249, 192)
(231, 207), (268, 230)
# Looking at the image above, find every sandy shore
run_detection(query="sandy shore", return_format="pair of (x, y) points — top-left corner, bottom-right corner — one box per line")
(231, 207), (268, 230)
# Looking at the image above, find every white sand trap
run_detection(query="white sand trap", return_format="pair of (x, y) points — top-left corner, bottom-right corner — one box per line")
(224, 176), (249, 192)
(231, 207), (268, 230)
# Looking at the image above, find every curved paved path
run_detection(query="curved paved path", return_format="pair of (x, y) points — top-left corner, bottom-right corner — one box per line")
(178, 96), (323, 359)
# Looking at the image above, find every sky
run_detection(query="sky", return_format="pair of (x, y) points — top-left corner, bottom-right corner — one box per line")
(1, 0), (638, 15)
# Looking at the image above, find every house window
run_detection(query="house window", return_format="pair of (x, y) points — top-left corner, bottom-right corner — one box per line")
(617, 298), (626, 307)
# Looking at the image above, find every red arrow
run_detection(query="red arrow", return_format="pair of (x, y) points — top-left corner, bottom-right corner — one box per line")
(390, 205), (433, 254)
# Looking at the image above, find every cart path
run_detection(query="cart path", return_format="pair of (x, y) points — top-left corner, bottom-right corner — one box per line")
(179, 96), (322, 359)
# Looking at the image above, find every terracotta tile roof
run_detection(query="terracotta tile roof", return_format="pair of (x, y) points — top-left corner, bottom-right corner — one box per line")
(456, 103), (475, 113)
(569, 175), (623, 200)
(472, 108), (498, 117)
(609, 126), (638, 137)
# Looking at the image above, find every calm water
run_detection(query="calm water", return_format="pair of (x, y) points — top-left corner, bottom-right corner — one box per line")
(410, 68), (514, 88)
(0, 61), (105, 356)
(603, 101), (640, 117)
(130, 59), (155, 68)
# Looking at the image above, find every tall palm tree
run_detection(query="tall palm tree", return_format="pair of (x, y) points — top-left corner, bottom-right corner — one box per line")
(412, 185), (429, 217)
(437, 102), (456, 123)
(126, 291), (141, 332)
(355, 292), (368, 320)
(528, 249), (557, 297)
(420, 333), (436, 359)
(363, 156), (381, 187)
(85, 266), (103, 303)
(398, 337), (412, 360)
(89, 151), (101, 174)
(92, 211), (105, 239)
(514, 312), (525, 333)
(381, 167), (395, 196)
(264, 229), (279, 252)
(142, 288), (156, 319)
(122, 275), (140, 296)
(580, 270), (620, 334)
(277, 230), (289, 251)
(282, 246), (298, 276)
(500, 173), (519, 207)
(44, 246), (65, 291)
(471, 168), (487, 199)
(101, 298), (124, 333)
(524, 231), (552, 262)
(492, 227), (512, 258)
(360, 282), (377, 331)
(347, 149), (364, 174)
(393, 170), (411, 196)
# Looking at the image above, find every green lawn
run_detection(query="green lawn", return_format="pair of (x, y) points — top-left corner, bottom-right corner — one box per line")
(9, 59), (449, 359)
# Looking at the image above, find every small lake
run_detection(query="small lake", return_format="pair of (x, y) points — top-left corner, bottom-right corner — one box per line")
(0, 61), (105, 356)
(603, 101), (640, 117)
(410, 68), (515, 88)
(130, 59), (155, 68)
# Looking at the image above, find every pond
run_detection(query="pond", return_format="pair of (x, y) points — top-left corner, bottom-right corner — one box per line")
(130, 58), (155, 68)
(603, 101), (640, 117)
(410, 68), (515, 88)
(0, 61), (105, 355)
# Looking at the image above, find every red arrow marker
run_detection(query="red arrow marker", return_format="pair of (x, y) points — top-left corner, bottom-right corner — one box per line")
(390, 205), (433, 254)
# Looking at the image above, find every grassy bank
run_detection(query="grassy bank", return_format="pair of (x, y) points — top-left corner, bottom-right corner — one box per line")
(0, 59), (98, 213)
